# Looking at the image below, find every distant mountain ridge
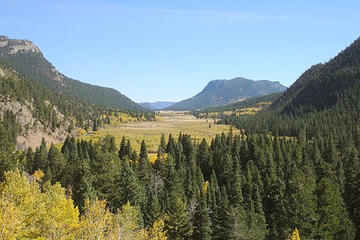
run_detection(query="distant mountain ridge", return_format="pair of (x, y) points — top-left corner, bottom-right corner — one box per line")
(167, 77), (286, 110)
(139, 101), (176, 110)
(0, 35), (145, 111)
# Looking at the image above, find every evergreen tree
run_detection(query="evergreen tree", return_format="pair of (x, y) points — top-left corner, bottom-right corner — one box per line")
(165, 197), (192, 240)
(32, 138), (48, 172)
(138, 140), (150, 182)
(212, 187), (234, 240)
(145, 193), (163, 228)
(119, 136), (127, 160)
(192, 191), (211, 240)
(287, 163), (318, 239)
(316, 177), (355, 240)
(166, 134), (176, 157)
(110, 157), (144, 210)
(46, 144), (66, 183)
(0, 124), (16, 180)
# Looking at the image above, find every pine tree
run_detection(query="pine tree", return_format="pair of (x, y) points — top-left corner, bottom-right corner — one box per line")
(197, 139), (211, 180)
(0, 124), (16, 180)
(343, 145), (360, 238)
(32, 138), (48, 172)
(160, 134), (166, 153)
(145, 194), (163, 228)
(46, 144), (66, 183)
(316, 177), (355, 240)
(230, 157), (243, 207)
(287, 163), (318, 239)
(119, 136), (127, 160)
(138, 140), (150, 182)
(166, 134), (176, 157)
(264, 177), (288, 240)
(192, 191), (211, 240)
(165, 197), (192, 240)
(111, 157), (143, 210)
(212, 187), (234, 240)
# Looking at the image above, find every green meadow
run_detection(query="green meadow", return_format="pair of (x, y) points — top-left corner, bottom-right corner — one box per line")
(79, 111), (237, 154)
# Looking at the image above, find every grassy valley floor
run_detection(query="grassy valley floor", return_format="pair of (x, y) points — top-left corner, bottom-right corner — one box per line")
(80, 111), (237, 155)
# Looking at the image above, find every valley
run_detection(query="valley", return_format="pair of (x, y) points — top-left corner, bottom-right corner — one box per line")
(0, 2), (360, 239)
(80, 111), (237, 153)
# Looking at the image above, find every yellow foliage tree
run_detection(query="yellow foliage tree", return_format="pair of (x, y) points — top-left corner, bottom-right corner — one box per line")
(0, 196), (21, 240)
(0, 170), (79, 239)
(287, 228), (301, 240)
(79, 198), (114, 240)
(33, 169), (45, 182)
(42, 182), (79, 239)
(0, 171), (162, 240)
(111, 201), (144, 240)
(149, 218), (168, 240)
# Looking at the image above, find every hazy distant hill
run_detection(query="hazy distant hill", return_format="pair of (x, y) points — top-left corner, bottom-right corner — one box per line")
(139, 101), (176, 110)
(167, 77), (286, 110)
(203, 92), (282, 113)
(0, 35), (145, 111)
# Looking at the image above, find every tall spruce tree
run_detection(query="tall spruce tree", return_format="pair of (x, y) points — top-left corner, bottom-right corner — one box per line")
(165, 196), (192, 240)
(192, 191), (211, 240)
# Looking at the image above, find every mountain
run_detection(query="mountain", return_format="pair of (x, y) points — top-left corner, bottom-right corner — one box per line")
(219, 36), (360, 139)
(139, 101), (176, 110)
(271, 37), (360, 114)
(0, 35), (145, 111)
(166, 77), (286, 110)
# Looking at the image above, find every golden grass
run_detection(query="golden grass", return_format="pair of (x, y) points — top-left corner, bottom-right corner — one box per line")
(79, 111), (237, 153)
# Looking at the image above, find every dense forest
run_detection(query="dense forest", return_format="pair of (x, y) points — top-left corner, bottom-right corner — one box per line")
(0, 121), (358, 239)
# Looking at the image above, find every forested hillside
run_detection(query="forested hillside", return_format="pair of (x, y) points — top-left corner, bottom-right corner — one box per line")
(0, 61), (154, 149)
(0, 36), (145, 111)
(193, 92), (282, 120)
(214, 37), (360, 239)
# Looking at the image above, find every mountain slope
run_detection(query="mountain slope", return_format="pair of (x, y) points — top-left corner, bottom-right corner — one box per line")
(0, 36), (145, 111)
(219, 36), (360, 139)
(139, 101), (176, 110)
(272, 37), (360, 114)
(0, 61), (96, 149)
(167, 77), (286, 110)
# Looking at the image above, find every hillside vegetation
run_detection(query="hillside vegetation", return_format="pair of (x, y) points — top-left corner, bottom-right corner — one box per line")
(0, 61), (154, 149)
(193, 92), (282, 119)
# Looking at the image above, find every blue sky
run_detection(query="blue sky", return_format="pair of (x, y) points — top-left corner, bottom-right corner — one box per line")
(1, 0), (359, 102)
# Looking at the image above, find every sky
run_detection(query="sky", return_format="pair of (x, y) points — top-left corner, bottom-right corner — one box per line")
(0, 0), (360, 102)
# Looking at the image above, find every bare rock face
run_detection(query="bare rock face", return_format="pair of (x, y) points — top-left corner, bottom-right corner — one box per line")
(0, 35), (41, 54)
(0, 96), (74, 150)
